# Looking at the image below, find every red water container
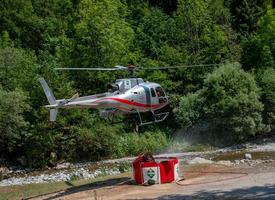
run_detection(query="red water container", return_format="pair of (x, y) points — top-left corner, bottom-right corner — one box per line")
(132, 155), (159, 184)
(158, 158), (179, 183)
(132, 155), (180, 185)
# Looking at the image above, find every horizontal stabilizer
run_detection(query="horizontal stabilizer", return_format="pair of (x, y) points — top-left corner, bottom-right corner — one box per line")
(69, 93), (79, 101)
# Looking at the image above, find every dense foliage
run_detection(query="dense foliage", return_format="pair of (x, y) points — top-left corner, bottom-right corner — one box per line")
(0, 0), (274, 167)
(175, 64), (265, 143)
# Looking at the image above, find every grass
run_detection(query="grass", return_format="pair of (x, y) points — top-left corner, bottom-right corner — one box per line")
(0, 172), (131, 200)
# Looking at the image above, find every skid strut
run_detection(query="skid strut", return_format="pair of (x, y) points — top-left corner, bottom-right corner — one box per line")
(137, 110), (169, 127)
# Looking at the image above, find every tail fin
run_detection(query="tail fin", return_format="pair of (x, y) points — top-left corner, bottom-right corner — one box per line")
(38, 78), (57, 105)
(39, 78), (58, 122)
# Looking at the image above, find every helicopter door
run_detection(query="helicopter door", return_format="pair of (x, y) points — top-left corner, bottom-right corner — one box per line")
(150, 87), (158, 106)
(155, 86), (167, 104)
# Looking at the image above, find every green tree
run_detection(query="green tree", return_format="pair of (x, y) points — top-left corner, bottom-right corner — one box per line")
(176, 0), (240, 63)
(176, 0), (209, 57)
(203, 64), (264, 141)
(73, 0), (134, 67)
(241, 8), (275, 70)
(241, 35), (263, 70)
(137, 8), (183, 63)
(0, 31), (12, 48)
(0, 0), (43, 50)
(260, 45), (274, 68)
(67, 0), (135, 94)
(258, 68), (275, 130)
(0, 88), (30, 155)
(0, 47), (37, 91)
(175, 64), (265, 143)
(209, 0), (231, 25)
(257, 7), (275, 45)
(227, 0), (271, 34)
(31, 0), (74, 56)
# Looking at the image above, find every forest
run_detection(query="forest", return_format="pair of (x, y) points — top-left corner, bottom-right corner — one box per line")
(0, 0), (274, 168)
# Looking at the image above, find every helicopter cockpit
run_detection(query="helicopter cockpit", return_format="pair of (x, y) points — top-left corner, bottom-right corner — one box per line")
(154, 86), (167, 103)
(147, 84), (168, 105)
(107, 78), (144, 93)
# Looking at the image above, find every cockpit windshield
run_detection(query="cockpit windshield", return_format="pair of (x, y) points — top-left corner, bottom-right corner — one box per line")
(155, 86), (165, 97)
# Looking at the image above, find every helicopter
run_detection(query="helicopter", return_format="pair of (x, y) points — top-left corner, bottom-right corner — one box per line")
(39, 64), (219, 130)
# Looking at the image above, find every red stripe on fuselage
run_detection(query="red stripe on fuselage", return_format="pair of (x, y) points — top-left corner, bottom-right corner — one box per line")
(104, 97), (161, 108)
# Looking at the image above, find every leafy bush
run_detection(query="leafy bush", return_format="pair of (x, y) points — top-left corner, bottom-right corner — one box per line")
(114, 130), (169, 157)
(203, 64), (264, 141)
(175, 63), (265, 143)
(174, 91), (205, 128)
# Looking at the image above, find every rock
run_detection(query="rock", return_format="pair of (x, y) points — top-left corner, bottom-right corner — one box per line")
(0, 167), (11, 174)
(49, 152), (57, 166)
(244, 153), (252, 160)
(55, 162), (71, 170)
(234, 160), (240, 165)
(247, 161), (253, 166)
(254, 160), (261, 164)
(188, 157), (213, 165)
(217, 160), (232, 166)
(0, 167), (11, 179)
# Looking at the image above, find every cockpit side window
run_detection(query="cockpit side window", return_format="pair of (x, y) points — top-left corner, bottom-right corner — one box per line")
(155, 86), (165, 97)
(124, 80), (131, 89)
(150, 88), (156, 97)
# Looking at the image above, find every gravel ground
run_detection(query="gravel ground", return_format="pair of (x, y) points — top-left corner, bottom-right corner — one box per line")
(0, 167), (121, 186)
(29, 161), (275, 200)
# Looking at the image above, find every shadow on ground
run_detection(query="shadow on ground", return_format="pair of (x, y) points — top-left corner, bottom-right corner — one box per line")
(136, 184), (275, 200)
(27, 176), (132, 200)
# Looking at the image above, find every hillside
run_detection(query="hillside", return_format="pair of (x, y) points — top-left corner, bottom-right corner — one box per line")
(0, 0), (274, 168)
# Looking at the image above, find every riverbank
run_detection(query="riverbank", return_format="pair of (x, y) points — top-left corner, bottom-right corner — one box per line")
(0, 133), (275, 187)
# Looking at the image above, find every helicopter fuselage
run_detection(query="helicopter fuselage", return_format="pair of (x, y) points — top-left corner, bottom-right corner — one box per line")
(39, 77), (169, 124)
(49, 82), (168, 113)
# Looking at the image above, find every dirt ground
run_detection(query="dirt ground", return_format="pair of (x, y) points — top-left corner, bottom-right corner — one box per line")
(28, 161), (275, 200)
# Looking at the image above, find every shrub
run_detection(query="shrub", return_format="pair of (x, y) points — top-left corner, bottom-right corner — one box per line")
(174, 91), (205, 128)
(114, 130), (169, 157)
(75, 124), (119, 161)
(203, 64), (264, 141)
(175, 63), (265, 143)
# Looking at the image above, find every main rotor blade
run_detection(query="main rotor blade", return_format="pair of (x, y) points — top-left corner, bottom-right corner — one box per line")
(138, 64), (222, 70)
(55, 63), (223, 71)
(55, 67), (123, 71)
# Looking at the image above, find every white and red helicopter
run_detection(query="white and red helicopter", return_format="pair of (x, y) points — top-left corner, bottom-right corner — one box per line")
(39, 64), (218, 129)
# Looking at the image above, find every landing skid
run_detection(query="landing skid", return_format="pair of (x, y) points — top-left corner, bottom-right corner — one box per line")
(100, 108), (169, 132)
(136, 111), (169, 127)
